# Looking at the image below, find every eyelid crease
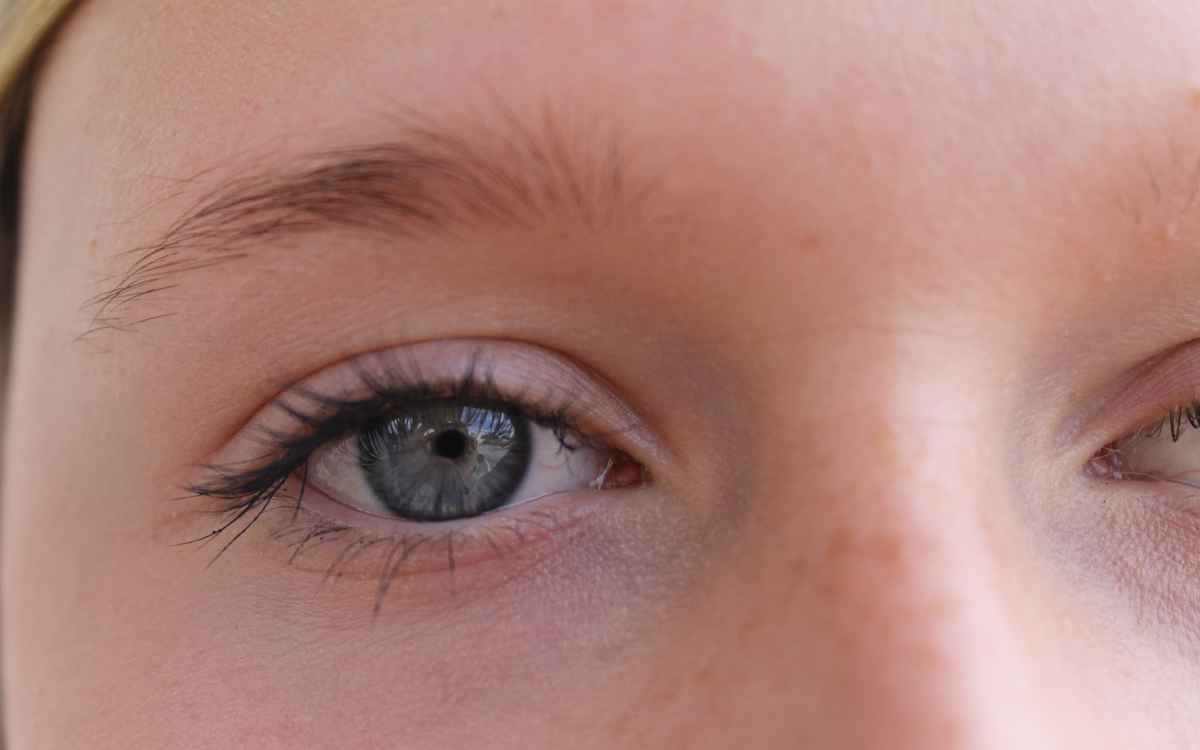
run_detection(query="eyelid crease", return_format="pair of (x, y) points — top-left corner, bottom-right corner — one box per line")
(189, 342), (654, 483)
(1064, 337), (1200, 459)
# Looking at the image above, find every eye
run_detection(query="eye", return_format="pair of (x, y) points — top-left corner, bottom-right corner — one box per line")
(308, 399), (638, 522)
(181, 340), (658, 587)
(1090, 404), (1200, 485)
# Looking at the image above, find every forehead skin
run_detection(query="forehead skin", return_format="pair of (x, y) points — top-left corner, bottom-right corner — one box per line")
(10, 0), (1200, 748)
(26, 0), (1200, 379)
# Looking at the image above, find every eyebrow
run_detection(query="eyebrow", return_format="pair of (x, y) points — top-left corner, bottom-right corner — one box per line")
(81, 107), (650, 339)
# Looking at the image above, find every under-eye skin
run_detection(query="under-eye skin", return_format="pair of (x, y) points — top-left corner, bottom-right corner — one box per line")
(1080, 397), (1200, 629)
(179, 340), (652, 602)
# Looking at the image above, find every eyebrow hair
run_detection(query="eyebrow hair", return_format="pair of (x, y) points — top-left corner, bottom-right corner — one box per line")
(81, 106), (651, 340)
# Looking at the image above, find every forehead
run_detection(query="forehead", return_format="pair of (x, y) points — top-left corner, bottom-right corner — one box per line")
(24, 0), (1200, 355)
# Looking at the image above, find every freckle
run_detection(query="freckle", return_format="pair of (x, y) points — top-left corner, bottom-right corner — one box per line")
(689, 662), (715, 689)
(736, 603), (770, 646)
(645, 677), (682, 711)
(824, 526), (853, 562)
(788, 551), (808, 582)
(867, 532), (903, 566)
(1151, 223), (1173, 247)
(800, 231), (824, 251)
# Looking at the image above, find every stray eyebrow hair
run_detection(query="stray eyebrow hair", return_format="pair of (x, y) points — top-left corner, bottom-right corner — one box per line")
(81, 105), (653, 340)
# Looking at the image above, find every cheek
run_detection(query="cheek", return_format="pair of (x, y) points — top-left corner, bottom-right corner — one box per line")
(4, 446), (717, 747)
(1028, 474), (1200, 732)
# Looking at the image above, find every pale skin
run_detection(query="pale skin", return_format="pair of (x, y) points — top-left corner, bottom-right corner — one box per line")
(8, 0), (1200, 747)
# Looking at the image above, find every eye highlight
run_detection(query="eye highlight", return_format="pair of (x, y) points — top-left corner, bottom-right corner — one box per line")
(178, 340), (653, 601)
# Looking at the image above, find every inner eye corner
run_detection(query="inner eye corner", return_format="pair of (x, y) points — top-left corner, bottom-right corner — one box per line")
(1082, 405), (1200, 486)
(1086, 442), (1128, 481)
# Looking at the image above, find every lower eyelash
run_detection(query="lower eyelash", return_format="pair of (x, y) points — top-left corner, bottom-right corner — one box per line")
(191, 473), (576, 615)
(173, 469), (293, 562)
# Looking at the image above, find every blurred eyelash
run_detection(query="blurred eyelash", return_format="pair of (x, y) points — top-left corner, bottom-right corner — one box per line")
(175, 355), (608, 607)
(1138, 402), (1200, 443)
(1090, 400), (1200, 483)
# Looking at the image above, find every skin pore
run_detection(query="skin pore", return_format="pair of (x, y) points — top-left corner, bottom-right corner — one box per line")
(9, 0), (1200, 747)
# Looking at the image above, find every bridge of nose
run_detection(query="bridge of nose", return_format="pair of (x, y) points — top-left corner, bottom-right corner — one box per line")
(695, 350), (1093, 748)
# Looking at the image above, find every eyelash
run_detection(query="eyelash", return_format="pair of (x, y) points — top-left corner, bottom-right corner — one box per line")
(1136, 402), (1200, 443)
(178, 358), (622, 611)
(1089, 400), (1200, 483)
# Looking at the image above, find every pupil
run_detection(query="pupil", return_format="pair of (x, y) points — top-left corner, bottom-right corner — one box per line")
(432, 429), (469, 460)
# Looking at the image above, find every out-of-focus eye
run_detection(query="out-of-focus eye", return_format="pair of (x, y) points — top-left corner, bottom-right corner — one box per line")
(1091, 405), (1200, 485)
(307, 398), (640, 522)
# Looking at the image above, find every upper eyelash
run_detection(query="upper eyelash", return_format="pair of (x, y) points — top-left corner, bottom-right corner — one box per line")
(1135, 402), (1200, 442)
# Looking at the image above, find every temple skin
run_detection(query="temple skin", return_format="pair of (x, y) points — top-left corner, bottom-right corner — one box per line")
(9, 0), (1200, 747)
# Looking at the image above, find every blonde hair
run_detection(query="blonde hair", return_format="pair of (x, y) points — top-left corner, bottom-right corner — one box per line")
(0, 0), (75, 262)
(0, 0), (75, 228)
(0, 0), (76, 443)
(0, 0), (74, 96)
(0, 0), (76, 172)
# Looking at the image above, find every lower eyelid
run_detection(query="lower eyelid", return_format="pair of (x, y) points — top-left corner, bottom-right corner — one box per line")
(238, 475), (617, 582)
(1079, 482), (1200, 628)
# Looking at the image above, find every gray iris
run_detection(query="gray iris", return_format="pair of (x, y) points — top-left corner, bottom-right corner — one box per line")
(356, 402), (531, 521)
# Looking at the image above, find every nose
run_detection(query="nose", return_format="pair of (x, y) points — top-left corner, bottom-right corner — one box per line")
(718, 363), (1100, 749)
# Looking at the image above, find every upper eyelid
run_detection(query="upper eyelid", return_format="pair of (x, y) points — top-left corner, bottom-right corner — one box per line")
(193, 339), (665, 477)
(1061, 339), (1200, 455)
